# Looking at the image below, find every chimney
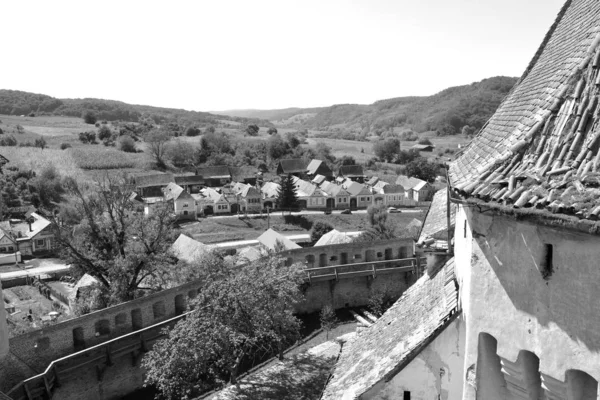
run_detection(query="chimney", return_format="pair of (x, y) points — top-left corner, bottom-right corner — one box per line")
(28, 220), (32, 232)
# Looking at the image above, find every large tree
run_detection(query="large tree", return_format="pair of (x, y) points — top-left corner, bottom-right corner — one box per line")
(142, 255), (305, 399)
(354, 203), (396, 242)
(276, 174), (299, 211)
(145, 128), (172, 169)
(406, 157), (438, 182)
(53, 175), (178, 303)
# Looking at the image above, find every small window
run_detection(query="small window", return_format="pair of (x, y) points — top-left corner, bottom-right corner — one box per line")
(354, 254), (362, 260)
(542, 244), (553, 280)
(376, 252), (383, 258)
(0, 247), (5, 253)
(404, 391), (411, 400)
(183, 203), (189, 208)
(36, 239), (45, 247)
(183, 211), (188, 215)
(330, 255), (338, 261)
(7, 246), (13, 252)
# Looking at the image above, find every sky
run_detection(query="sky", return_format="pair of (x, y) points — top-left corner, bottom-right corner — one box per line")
(0, 0), (565, 112)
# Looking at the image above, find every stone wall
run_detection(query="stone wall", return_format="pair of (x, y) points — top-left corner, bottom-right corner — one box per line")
(455, 205), (600, 399)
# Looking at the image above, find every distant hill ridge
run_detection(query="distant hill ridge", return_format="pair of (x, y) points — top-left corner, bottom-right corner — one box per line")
(0, 89), (271, 127)
(217, 76), (518, 135)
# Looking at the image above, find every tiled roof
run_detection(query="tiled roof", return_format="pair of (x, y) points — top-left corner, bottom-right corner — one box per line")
(133, 172), (175, 188)
(345, 181), (371, 196)
(312, 174), (327, 185)
(171, 234), (211, 263)
(450, 1), (600, 221)
(405, 218), (423, 239)
(322, 258), (458, 400)
(163, 182), (191, 201)
(197, 166), (231, 179)
(314, 229), (353, 246)
(366, 176), (379, 186)
(199, 187), (227, 203)
(395, 175), (424, 190)
(418, 188), (455, 249)
(278, 159), (308, 174)
(338, 165), (364, 177)
(9, 213), (51, 241)
(175, 174), (205, 186)
(382, 184), (404, 194)
(0, 154), (8, 166)
(292, 176), (325, 197)
(261, 182), (281, 199)
(306, 159), (325, 175)
(411, 144), (435, 150)
(320, 181), (350, 197)
(230, 166), (257, 181)
(0, 223), (15, 243)
(373, 180), (389, 193)
(257, 229), (301, 251)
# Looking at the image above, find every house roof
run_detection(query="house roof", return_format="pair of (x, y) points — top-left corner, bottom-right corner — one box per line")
(314, 229), (353, 247)
(230, 166), (257, 181)
(320, 181), (350, 197)
(0, 223), (15, 244)
(163, 182), (193, 201)
(199, 187), (227, 203)
(411, 144), (435, 150)
(418, 188), (455, 250)
(261, 182), (281, 199)
(9, 213), (51, 241)
(232, 182), (260, 198)
(321, 258), (458, 399)
(278, 159), (308, 174)
(338, 164), (364, 177)
(345, 181), (371, 196)
(312, 174), (327, 185)
(0, 154), (8, 166)
(292, 176), (324, 197)
(197, 166), (231, 180)
(171, 234), (211, 263)
(257, 229), (301, 251)
(412, 181), (430, 191)
(382, 184), (403, 194)
(366, 176), (379, 186)
(175, 174), (205, 186)
(132, 172), (175, 188)
(395, 175), (424, 190)
(306, 159), (328, 175)
(69, 273), (100, 303)
(449, 1), (600, 221)
(405, 218), (423, 239)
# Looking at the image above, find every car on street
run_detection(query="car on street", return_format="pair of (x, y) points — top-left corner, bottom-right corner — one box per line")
(387, 207), (402, 213)
(341, 209), (352, 215)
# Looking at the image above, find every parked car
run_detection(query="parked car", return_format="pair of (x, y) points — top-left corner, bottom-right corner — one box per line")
(341, 209), (352, 215)
(387, 207), (401, 213)
(324, 209), (332, 215)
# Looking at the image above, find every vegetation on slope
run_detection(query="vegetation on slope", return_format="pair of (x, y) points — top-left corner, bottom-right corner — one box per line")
(0, 89), (271, 127)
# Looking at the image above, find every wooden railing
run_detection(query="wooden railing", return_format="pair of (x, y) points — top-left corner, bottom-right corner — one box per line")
(305, 257), (425, 282)
(7, 313), (189, 400)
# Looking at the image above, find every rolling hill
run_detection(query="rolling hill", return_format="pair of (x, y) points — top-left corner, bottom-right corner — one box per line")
(217, 76), (518, 135)
(0, 90), (271, 127)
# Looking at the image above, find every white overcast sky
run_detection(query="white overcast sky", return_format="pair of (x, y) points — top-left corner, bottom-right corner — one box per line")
(1, 0), (565, 112)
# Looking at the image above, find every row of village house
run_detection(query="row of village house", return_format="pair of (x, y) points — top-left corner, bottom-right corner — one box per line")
(131, 159), (435, 219)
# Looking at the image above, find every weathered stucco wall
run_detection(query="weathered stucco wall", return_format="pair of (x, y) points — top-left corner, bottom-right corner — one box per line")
(454, 204), (600, 397)
(362, 315), (465, 400)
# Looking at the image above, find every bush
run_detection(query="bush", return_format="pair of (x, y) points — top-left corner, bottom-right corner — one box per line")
(98, 125), (112, 141)
(418, 138), (433, 145)
(185, 126), (201, 137)
(117, 135), (136, 153)
(83, 111), (97, 124)
(400, 130), (419, 141)
(0, 135), (17, 146)
(60, 143), (72, 150)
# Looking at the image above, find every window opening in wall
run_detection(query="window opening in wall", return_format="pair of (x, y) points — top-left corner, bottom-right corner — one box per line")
(464, 220), (467, 238)
(403, 391), (411, 400)
(73, 327), (85, 350)
(95, 319), (110, 336)
(330, 255), (338, 262)
(153, 301), (166, 319)
(131, 308), (143, 331)
(542, 244), (553, 280)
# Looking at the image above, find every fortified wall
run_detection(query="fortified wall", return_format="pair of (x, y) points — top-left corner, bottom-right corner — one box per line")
(0, 238), (422, 399)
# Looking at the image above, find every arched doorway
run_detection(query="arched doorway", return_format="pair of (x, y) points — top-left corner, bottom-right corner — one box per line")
(319, 253), (327, 267)
(204, 205), (214, 215)
(231, 203), (239, 214)
(326, 198), (335, 209)
(375, 196), (384, 205)
(350, 198), (357, 209)
(175, 294), (186, 315)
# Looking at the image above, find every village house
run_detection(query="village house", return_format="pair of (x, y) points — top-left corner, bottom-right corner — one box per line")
(0, 154), (8, 173)
(337, 164), (365, 183)
(230, 166), (259, 186)
(194, 187), (230, 215)
(320, 181), (350, 209)
(382, 184), (406, 206)
(132, 172), (175, 197)
(174, 174), (205, 194)
(163, 182), (197, 220)
(196, 166), (231, 187)
(292, 176), (327, 209)
(365, 176), (379, 186)
(276, 158), (308, 178)
(0, 223), (16, 254)
(257, 228), (301, 252)
(232, 182), (262, 213)
(343, 179), (373, 208)
(260, 181), (280, 210)
(311, 174), (327, 186)
(0, 212), (55, 256)
(306, 159), (333, 179)
(396, 175), (433, 201)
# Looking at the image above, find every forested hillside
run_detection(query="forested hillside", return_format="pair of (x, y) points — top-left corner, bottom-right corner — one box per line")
(0, 90), (271, 127)
(218, 76), (518, 135)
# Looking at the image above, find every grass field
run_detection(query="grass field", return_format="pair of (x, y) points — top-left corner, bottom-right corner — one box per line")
(182, 211), (425, 244)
